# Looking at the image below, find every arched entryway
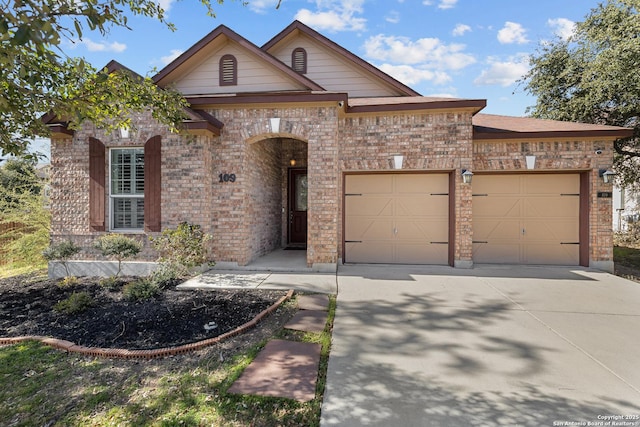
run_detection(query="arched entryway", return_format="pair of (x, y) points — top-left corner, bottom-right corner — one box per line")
(245, 137), (308, 264)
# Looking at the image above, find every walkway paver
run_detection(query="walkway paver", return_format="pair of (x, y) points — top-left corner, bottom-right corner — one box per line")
(285, 310), (328, 333)
(297, 294), (330, 311)
(228, 339), (321, 402)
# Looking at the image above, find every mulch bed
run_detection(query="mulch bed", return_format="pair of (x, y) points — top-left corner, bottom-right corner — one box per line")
(0, 273), (287, 350)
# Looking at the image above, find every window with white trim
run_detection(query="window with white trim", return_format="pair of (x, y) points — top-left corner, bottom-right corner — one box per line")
(110, 148), (144, 230)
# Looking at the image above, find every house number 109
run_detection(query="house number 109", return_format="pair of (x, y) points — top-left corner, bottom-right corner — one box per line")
(219, 173), (236, 183)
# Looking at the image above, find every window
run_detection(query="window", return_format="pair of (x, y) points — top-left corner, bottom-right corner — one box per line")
(292, 47), (307, 74)
(110, 148), (144, 230)
(219, 54), (237, 86)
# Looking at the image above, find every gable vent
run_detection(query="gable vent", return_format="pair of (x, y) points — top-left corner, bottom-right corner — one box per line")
(292, 47), (307, 74)
(219, 54), (237, 86)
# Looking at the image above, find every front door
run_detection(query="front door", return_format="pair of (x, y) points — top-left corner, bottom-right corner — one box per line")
(288, 168), (308, 246)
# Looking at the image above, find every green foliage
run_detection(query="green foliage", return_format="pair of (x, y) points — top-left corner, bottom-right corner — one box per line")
(0, 0), (237, 158)
(123, 278), (159, 301)
(93, 234), (142, 277)
(42, 240), (80, 278)
(99, 276), (124, 291)
(149, 262), (183, 290)
(54, 292), (94, 315)
(0, 159), (50, 270)
(522, 0), (640, 184)
(59, 276), (79, 287)
(150, 222), (211, 274)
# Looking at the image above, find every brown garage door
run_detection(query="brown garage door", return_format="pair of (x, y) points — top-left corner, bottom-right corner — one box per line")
(472, 174), (580, 265)
(344, 173), (449, 264)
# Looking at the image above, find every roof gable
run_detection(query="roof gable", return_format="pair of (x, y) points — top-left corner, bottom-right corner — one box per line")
(153, 25), (323, 95)
(263, 21), (420, 98)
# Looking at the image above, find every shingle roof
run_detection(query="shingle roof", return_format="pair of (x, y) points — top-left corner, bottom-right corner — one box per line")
(473, 114), (633, 140)
(347, 96), (486, 113)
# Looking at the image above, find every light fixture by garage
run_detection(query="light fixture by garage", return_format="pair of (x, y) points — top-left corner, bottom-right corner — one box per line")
(461, 169), (473, 184)
(599, 168), (616, 184)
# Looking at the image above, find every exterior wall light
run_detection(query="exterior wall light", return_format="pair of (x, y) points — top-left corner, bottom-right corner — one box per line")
(290, 159), (296, 166)
(393, 155), (404, 170)
(462, 169), (473, 184)
(599, 169), (616, 183)
(119, 127), (130, 139)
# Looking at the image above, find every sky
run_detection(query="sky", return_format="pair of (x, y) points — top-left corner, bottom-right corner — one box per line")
(31, 0), (606, 159)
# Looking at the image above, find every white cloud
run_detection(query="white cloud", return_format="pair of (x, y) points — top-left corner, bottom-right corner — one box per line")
(548, 18), (575, 41)
(160, 49), (183, 65)
(386, 11), (400, 24)
(452, 23), (471, 36)
(363, 34), (475, 70)
(294, 0), (366, 32)
(438, 0), (458, 9)
(422, 0), (458, 9)
(497, 21), (529, 44)
(474, 54), (530, 87)
(80, 38), (127, 53)
(379, 64), (452, 85)
(247, 0), (281, 14)
(156, 0), (175, 11)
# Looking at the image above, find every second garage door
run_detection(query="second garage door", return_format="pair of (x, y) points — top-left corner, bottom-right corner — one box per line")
(344, 173), (449, 264)
(472, 174), (580, 265)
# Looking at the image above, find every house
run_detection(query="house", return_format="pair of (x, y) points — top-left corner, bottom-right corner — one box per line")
(45, 20), (633, 276)
(613, 186), (640, 232)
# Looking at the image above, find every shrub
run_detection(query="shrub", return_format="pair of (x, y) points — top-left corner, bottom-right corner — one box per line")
(54, 292), (93, 315)
(150, 222), (210, 272)
(94, 234), (143, 277)
(99, 276), (124, 291)
(42, 240), (81, 278)
(123, 278), (159, 301)
(149, 262), (183, 290)
(59, 276), (79, 287)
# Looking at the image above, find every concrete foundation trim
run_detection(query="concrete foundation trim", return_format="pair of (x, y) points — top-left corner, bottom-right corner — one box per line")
(312, 263), (337, 273)
(589, 260), (615, 274)
(48, 260), (159, 279)
(454, 260), (474, 269)
(0, 289), (294, 359)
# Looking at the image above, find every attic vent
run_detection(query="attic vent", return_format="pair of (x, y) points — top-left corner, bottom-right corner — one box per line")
(219, 54), (237, 86)
(292, 47), (307, 74)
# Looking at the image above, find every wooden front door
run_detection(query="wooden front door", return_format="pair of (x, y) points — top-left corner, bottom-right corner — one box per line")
(288, 168), (308, 245)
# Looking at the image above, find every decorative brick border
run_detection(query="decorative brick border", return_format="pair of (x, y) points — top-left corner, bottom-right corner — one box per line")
(0, 289), (294, 359)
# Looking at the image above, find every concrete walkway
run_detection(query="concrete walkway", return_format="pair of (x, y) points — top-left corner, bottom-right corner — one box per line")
(321, 264), (640, 427)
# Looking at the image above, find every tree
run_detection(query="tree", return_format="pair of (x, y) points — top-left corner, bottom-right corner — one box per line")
(0, 0), (237, 159)
(94, 234), (143, 277)
(0, 159), (50, 270)
(522, 0), (640, 185)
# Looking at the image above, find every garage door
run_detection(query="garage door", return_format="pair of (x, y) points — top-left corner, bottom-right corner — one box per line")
(472, 174), (580, 265)
(344, 174), (449, 264)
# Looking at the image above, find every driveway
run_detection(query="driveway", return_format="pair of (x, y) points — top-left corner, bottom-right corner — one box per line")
(321, 265), (640, 426)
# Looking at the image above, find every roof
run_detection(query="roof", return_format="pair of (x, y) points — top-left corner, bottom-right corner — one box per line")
(152, 24), (323, 92)
(262, 20), (420, 97)
(473, 114), (634, 140)
(347, 96), (486, 114)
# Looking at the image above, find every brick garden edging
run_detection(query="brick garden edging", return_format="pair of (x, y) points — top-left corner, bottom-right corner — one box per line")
(0, 289), (294, 359)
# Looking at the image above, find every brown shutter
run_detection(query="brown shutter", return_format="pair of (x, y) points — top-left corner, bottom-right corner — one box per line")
(89, 137), (105, 231)
(144, 136), (161, 232)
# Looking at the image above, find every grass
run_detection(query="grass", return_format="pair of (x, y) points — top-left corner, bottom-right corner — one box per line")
(0, 294), (336, 427)
(0, 263), (47, 280)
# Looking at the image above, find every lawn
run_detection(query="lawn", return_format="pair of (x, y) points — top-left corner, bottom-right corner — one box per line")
(0, 283), (336, 427)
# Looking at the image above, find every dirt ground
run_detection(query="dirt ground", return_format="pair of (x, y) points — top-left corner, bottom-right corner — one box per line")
(0, 273), (288, 350)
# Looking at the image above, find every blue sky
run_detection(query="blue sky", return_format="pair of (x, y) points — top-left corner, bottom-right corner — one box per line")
(32, 0), (604, 159)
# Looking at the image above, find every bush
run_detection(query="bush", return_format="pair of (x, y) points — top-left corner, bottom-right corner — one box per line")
(59, 276), (79, 287)
(43, 240), (81, 278)
(123, 278), (159, 301)
(94, 234), (143, 277)
(149, 263), (183, 290)
(99, 276), (124, 291)
(150, 222), (210, 271)
(54, 292), (93, 315)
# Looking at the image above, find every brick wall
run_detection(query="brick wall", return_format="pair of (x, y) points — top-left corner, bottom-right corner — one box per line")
(339, 111), (474, 264)
(472, 138), (615, 264)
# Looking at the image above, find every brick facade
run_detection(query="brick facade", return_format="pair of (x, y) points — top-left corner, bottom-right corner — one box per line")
(50, 106), (617, 271)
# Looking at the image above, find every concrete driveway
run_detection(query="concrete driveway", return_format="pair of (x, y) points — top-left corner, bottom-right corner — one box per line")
(321, 265), (640, 427)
